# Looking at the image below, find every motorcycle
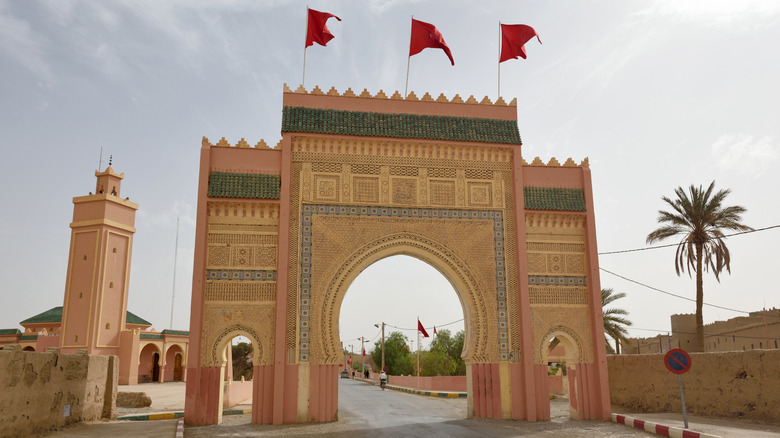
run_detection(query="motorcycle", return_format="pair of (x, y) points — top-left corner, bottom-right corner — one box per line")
(380, 378), (387, 390)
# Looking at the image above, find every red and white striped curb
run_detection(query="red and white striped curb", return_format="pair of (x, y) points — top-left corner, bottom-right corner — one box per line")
(612, 414), (721, 438)
(175, 418), (184, 438)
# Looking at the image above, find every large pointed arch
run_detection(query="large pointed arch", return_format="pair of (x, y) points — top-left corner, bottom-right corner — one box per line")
(318, 232), (490, 365)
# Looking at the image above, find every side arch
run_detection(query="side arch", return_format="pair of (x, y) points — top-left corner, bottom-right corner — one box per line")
(211, 324), (264, 367)
(317, 232), (493, 365)
(538, 326), (585, 364)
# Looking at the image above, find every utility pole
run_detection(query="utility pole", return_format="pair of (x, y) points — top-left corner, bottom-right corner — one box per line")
(374, 322), (385, 373)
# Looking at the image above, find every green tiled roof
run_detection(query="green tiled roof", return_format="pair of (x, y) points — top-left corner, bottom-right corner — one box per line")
(524, 187), (586, 212)
(21, 307), (63, 324)
(162, 329), (189, 336)
(140, 333), (164, 340)
(281, 106), (523, 145)
(126, 310), (152, 326)
(0, 329), (21, 335)
(19, 334), (38, 341)
(19, 306), (151, 327)
(208, 172), (281, 199)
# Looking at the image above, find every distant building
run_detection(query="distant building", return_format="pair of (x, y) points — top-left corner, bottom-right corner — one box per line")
(621, 308), (780, 354)
(0, 166), (189, 384)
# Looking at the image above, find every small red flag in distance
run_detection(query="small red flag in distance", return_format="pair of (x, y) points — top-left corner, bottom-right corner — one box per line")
(434, 326), (437, 335)
(409, 19), (454, 65)
(362, 348), (366, 357)
(418, 319), (430, 338)
(306, 8), (341, 48)
(500, 24), (541, 62)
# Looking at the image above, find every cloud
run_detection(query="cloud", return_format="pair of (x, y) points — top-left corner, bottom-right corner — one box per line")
(0, 2), (55, 84)
(639, 0), (780, 30)
(710, 134), (777, 176)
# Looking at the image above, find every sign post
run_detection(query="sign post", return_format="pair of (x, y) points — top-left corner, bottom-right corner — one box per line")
(664, 349), (692, 429)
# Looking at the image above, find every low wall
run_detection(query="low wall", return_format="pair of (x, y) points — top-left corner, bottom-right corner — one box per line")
(0, 345), (117, 437)
(383, 375), (467, 392)
(223, 380), (253, 408)
(608, 350), (780, 423)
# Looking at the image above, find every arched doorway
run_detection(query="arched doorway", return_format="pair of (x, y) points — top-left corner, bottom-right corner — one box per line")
(338, 255), (467, 413)
(138, 344), (161, 383)
(541, 329), (585, 420)
(174, 354), (183, 381)
(165, 345), (185, 382)
(152, 353), (161, 382)
(210, 329), (263, 425)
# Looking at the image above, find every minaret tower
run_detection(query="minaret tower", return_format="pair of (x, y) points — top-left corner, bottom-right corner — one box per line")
(60, 162), (138, 355)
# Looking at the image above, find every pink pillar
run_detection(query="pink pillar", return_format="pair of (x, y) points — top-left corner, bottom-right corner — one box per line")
(272, 136), (294, 424)
(252, 365), (274, 424)
(581, 166), (611, 420)
(510, 149), (538, 421)
(184, 141), (212, 425)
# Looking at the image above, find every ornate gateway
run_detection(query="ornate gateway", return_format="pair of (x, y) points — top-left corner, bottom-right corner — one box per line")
(184, 85), (611, 425)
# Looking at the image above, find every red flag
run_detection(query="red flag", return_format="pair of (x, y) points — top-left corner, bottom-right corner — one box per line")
(362, 348), (366, 357)
(418, 319), (430, 338)
(409, 19), (454, 66)
(306, 8), (341, 48)
(499, 24), (541, 62)
(434, 326), (437, 335)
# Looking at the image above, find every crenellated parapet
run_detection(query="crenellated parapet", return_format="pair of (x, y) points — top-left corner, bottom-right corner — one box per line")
(522, 156), (589, 168)
(202, 136), (282, 150)
(284, 83), (516, 107)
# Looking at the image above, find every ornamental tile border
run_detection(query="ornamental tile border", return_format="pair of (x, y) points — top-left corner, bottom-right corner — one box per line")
(282, 106), (523, 145)
(206, 269), (277, 281)
(298, 204), (509, 362)
(523, 187), (586, 212)
(528, 275), (587, 287)
(208, 172), (281, 199)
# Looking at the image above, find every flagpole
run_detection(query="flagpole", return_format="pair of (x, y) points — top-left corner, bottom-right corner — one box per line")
(404, 15), (413, 98)
(417, 317), (421, 389)
(302, 6), (309, 87)
(497, 20), (501, 100)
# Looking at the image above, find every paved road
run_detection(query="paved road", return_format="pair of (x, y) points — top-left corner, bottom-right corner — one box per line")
(185, 379), (648, 437)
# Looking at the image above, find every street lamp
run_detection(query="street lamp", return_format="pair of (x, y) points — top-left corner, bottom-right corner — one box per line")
(374, 322), (385, 373)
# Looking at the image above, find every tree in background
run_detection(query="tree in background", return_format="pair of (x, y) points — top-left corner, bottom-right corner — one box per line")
(371, 331), (414, 375)
(647, 181), (751, 352)
(231, 342), (253, 381)
(602, 288), (632, 354)
(424, 329), (466, 376)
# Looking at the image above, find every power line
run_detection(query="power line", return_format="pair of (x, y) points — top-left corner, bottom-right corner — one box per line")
(628, 326), (780, 342)
(600, 267), (755, 315)
(387, 317), (464, 332)
(598, 224), (780, 255)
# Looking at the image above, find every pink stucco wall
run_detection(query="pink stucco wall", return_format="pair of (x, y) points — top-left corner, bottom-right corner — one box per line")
(383, 375), (467, 392)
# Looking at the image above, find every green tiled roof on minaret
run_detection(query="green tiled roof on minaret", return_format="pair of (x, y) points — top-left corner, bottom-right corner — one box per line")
(524, 187), (587, 211)
(281, 106), (523, 145)
(208, 172), (281, 199)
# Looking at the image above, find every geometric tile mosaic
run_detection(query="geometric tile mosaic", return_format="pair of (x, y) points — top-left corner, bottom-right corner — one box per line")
(298, 203), (510, 362)
(206, 269), (277, 281)
(528, 275), (586, 287)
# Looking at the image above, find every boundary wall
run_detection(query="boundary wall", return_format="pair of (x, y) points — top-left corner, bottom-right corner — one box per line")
(380, 375), (467, 392)
(0, 345), (117, 437)
(608, 350), (780, 423)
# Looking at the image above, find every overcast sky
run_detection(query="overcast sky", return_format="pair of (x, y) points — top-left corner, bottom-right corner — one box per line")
(1, 0), (778, 353)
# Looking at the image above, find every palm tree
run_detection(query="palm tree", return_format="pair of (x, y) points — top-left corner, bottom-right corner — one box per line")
(646, 181), (752, 352)
(602, 288), (632, 354)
